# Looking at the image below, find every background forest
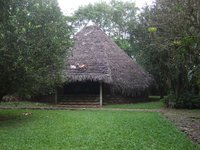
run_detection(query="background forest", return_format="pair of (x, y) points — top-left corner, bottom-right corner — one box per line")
(0, 0), (199, 108)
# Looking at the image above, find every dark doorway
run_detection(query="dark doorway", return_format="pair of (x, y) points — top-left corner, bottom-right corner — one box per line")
(63, 81), (99, 95)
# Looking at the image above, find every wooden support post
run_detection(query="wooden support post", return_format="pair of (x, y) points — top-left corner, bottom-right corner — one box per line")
(100, 81), (103, 107)
(55, 88), (58, 104)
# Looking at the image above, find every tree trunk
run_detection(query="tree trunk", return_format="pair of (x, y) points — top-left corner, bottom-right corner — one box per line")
(159, 88), (164, 99)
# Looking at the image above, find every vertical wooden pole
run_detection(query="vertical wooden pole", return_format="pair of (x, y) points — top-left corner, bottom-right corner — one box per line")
(55, 88), (58, 104)
(100, 81), (103, 107)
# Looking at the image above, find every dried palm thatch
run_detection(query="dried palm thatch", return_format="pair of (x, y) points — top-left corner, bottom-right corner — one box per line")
(64, 25), (152, 95)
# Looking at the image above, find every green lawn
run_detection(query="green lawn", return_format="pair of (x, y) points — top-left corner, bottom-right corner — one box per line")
(149, 95), (162, 100)
(104, 101), (164, 109)
(0, 110), (199, 150)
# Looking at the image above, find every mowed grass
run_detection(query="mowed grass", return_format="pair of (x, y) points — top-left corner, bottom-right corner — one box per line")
(104, 101), (164, 109)
(0, 110), (199, 150)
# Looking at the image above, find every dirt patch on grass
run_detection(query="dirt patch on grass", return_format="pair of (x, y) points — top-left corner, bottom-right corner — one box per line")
(161, 108), (200, 145)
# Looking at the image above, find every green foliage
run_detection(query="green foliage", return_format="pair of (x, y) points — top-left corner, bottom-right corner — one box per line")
(178, 93), (200, 109)
(70, 0), (138, 56)
(114, 38), (133, 57)
(163, 92), (177, 108)
(133, 0), (200, 106)
(148, 27), (157, 33)
(163, 92), (200, 109)
(0, 110), (199, 149)
(0, 0), (72, 98)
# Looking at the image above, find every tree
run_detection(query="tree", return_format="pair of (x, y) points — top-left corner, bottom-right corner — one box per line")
(133, 0), (200, 107)
(0, 0), (72, 99)
(70, 0), (138, 56)
(131, 6), (169, 99)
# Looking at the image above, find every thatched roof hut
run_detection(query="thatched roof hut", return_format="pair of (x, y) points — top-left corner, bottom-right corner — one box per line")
(63, 25), (152, 98)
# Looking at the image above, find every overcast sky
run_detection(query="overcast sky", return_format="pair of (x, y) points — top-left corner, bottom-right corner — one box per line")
(57, 0), (155, 15)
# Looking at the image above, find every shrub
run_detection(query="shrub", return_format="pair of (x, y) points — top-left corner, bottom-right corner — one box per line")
(2, 95), (20, 102)
(163, 92), (176, 108)
(177, 92), (200, 109)
(163, 92), (200, 109)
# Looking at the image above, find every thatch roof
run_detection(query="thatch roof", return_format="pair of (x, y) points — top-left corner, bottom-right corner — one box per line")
(64, 25), (152, 95)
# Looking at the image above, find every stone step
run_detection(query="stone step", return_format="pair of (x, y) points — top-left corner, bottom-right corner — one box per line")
(59, 102), (100, 105)
(59, 99), (99, 102)
(56, 105), (99, 108)
(58, 95), (99, 101)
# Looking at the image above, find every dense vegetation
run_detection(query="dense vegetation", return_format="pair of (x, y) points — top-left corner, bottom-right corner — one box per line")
(0, 0), (199, 108)
(70, 0), (200, 108)
(70, 0), (138, 56)
(0, 0), (72, 99)
(0, 110), (199, 149)
(134, 0), (200, 108)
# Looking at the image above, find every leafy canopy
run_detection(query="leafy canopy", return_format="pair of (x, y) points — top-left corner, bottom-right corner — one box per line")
(0, 0), (72, 98)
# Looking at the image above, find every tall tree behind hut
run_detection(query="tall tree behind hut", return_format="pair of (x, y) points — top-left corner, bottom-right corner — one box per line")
(133, 0), (200, 108)
(0, 0), (72, 99)
(69, 0), (138, 57)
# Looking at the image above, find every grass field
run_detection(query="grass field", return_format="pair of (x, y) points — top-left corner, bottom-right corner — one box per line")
(104, 101), (164, 109)
(0, 109), (199, 150)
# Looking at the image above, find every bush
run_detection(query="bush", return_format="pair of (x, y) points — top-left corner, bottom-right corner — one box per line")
(1, 95), (20, 107)
(163, 92), (176, 108)
(2, 95), (20, 102)
(163, 92), (200, 109)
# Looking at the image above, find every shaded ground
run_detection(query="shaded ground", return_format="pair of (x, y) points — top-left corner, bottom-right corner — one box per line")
(160, 109), (200, 145)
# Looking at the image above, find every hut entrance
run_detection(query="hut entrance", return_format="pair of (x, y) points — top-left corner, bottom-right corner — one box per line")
(57, 81), (102, 106)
